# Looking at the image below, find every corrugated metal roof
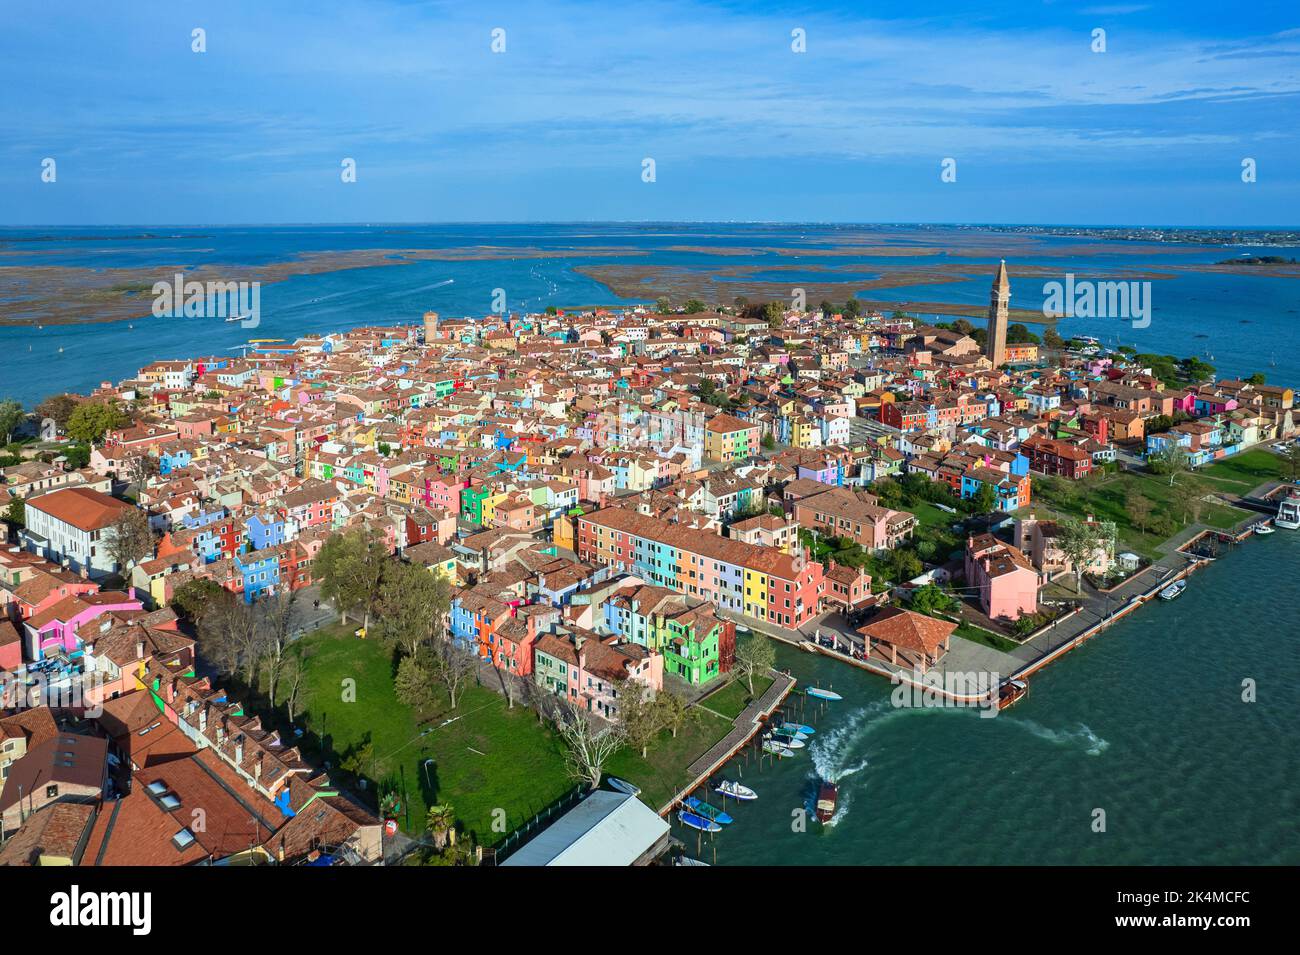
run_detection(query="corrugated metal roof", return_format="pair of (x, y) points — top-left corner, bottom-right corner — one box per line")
(501, 790), (668, 867)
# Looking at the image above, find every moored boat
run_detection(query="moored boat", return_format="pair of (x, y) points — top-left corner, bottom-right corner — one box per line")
(762, 740), (795, 757)
(606, 776), (641, 796)
(806, 687), (842, 701)
(998, 679), (1028, 710)
(767, 732), (805, 749)
(677, 809), (722, 833)
(815, 781), (839, 823)
(714, 779), (758, 801)
(778, 722), (815, 736)
(1159, 580), (1186, 600)
(1276, 494), (1300, 530)
(1255, 524), (1275, 535)
(683, 796), (733, 825)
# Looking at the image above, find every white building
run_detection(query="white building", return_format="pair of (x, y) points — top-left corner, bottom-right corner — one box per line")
(21, 487), (134, 579)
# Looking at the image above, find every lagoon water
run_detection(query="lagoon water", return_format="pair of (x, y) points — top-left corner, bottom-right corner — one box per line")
(2, 223), (1299, 406)
(696, 531), (1300, 866)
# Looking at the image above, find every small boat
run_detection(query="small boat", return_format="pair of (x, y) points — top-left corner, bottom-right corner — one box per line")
(767, 732), (805, 749)
(678, 809), (722, 833)
(815, 782), (839, 823)
(1276, 494), (1300, 530)
(806, 687), (842, 701)
(683, 797), (733, 825)
(998, 679), (1028, 711)
(778, 722), (815, 736)
(606, 777), (641, 797)
(1159, 580), (1186, 601)
(762, 740), (795, 757)
(1255, 524), (1275, 536)
(674, 855), (710, 866)
(714, 780), (757, 801)
(225, 314), (247, 323)
(800, 641), (819, 653)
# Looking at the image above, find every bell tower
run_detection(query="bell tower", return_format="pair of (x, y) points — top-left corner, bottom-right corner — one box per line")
(985, 260), (1010, 366)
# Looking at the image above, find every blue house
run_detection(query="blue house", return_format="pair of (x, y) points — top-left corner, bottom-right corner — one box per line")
(246, 512), (287, 551)
(235, 550), (280, 602)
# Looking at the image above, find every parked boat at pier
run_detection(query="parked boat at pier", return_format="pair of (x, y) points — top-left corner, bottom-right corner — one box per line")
(678, 809), (722, 833)
(778, 722), (815, 736)
(806, 687), (842, 701)
(998, 679), (1028, 711)
(714, 780), (757, 801)
(683, 797), (733, 825)
(1276, 494), (1300, 530)
(763, 740), (795, 757)
(1159, 580), (1187, 600)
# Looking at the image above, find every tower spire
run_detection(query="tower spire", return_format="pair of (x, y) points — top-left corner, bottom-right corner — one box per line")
(985, 260), (1010, 367)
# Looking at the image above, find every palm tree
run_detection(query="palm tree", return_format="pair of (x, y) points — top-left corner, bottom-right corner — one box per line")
(426, 804), (456, 850)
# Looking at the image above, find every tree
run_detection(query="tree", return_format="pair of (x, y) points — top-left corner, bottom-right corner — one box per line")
(0, 399), (25, 445)
(886, 547), (923, 583)
(426, 804), (457, 850)
(104, 506), (153, 575)
(1125, 486), (1154, 536)
(1283, 444), (1300, 482)
(374, 561), (451, 660)
(126, 453), (159, 491)
(761, 432), (776, 451)
(199, 596), (265, 687)
(66, 401), (128, 445)
(910, 583), (957, 617)
(170, 577), (231, 626)
(314, 528), (387, 630)
(554, 699), (626, 791)
(259, 590), (298, 707)
(432, 637), (478, 709)
(283, 644), (313, 722)
(683, 299), (707, 314)
(1246, 372), (1266, 386)
(655, 296), (672, 314)
(617, 679), (662, 758)
(1043, 326), (1065, 351)
(1170, 476), (1206, 525)
(1149, 444), (1189, 486)
(969, 482), (998, 516)
(1058, 519), (1108, 593)
(733, 632), (775, 695)
(394, 650), (437, 710)
(656, 690), (695, 739)
(35, 393), (81, 430)
(3, 495), (24, 530)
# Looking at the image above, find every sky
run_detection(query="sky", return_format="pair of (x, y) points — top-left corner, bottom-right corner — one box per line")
(1, 0), (1298, 226)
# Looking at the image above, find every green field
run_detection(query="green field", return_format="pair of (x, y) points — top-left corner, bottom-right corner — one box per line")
(699, 673), (775, 720)
(1026, 454), (1279, 559)
(953, 622), (1022, 653)
(602, 708), (734, 811)
(291, 627), (574, 847)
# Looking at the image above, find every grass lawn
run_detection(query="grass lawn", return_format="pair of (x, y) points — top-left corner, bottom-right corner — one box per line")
(699, 674), (775, 720)
(1196, 449), (1287, 494)
(291, 627), (574, 847)
(953, 622), (1021, 653)
(1028, 467), (1251, 560)
(603, 708), (734, 811)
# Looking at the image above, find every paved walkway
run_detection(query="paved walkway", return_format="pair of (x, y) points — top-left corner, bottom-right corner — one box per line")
(684, 670), (795, 781)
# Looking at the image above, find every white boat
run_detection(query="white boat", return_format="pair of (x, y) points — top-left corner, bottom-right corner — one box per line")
(714, 780), (757, 801)
(1159, 580), (1186, 600)
(1276, 495), (1300, 530)
(606, 777), (641, 797)
(762, 740), (795, 757)
(1255, 524), (1275, 536)
(674, 856), (711, 866)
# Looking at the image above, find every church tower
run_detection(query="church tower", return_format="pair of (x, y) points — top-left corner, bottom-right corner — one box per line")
(985, 260), (1010, 366)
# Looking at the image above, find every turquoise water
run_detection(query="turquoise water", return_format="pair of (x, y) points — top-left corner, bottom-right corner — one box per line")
(688, 531), (1300, 866)
(1, 223), (1298, 405)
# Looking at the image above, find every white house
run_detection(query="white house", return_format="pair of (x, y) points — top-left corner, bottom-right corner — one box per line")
(21, 487), (134, 579)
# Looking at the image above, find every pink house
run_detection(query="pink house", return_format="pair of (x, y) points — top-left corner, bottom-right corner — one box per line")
(965, 534), (1039, 623)
(22, 591), (144, 660)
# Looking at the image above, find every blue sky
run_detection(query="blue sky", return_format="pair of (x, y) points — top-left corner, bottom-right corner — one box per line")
(2, 0), (1298, 225)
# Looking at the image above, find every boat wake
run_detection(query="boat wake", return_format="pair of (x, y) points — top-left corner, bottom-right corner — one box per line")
(1011, 719), (1110, 756)
(809, 699), (961, 782)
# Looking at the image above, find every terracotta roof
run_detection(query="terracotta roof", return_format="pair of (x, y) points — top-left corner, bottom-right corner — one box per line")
(26, 487), (132, 532)
(857, 607), (955, 656)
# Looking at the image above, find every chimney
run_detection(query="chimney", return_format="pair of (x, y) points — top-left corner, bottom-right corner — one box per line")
(136, 638), (145, 660)
(253, 754), (262, 781)
(199, 706), (208, 731)
(235, 737), (244, 766)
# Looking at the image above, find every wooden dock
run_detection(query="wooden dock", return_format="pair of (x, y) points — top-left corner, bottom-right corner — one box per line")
(658, 669), (796, 815)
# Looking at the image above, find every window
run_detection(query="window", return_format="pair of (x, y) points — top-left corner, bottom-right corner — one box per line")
(46, 784), (59, 799)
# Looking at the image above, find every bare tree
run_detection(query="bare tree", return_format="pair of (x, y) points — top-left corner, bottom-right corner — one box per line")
(200, 597), (266, 689)
(284, 646), (313, 723)
(260, 590), (298, 707)
(616, 678), (662, 758)
(104, 506), (154, 576)
(433, 638), (479, 710)
(554, 699), (626, 790)
(733, 632), (775, 694)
